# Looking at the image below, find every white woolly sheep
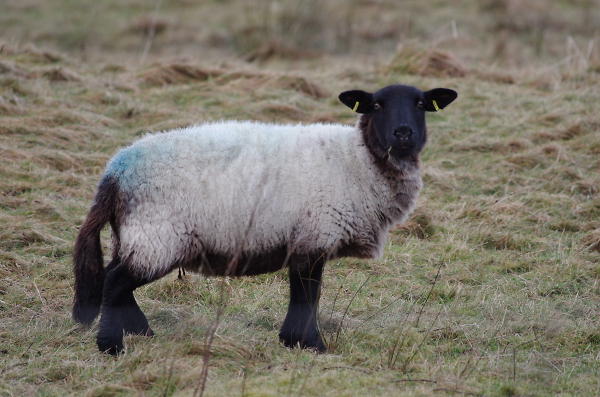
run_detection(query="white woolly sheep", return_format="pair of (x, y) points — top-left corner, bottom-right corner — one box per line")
(72, 84), (457, 354)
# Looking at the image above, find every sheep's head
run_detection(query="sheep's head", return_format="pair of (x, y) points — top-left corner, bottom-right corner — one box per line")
(339, 84), (457, 161)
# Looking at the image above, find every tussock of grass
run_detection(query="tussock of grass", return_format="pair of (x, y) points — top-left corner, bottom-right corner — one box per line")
(388, 44), (468, 78)
(139, 64), (222, 86)
(139, 64), (329, 105)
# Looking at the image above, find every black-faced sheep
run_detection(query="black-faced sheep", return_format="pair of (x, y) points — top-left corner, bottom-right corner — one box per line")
(72, 84), (457, 355)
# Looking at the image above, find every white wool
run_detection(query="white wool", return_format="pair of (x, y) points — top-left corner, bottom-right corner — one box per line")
(107, 121), (422, 277)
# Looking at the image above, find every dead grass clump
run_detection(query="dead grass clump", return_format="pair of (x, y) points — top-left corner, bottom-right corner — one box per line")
(0, 249), (29, 273)
(455, 201), (484, 220)
(571, 179), (599, 196)
(35, 110), (110, 129)
(0, 61), (33, 79)
(506, 152), (549, 170)
(139, 64), (224, 86)
(243, 39), (320, 62)
(582, 229), (600, 253)
(22, 45), (63, 63)
(0, 99), (25, 115)
(540, 143), (568, 158)
(538, 112), (564, 126)
(138, 64), (330, 101)
(259, 103), (306, 121)
(490, 200), (525, 215)
(214, 70), (259, 84)
(1, 53), (73, 81)
(548, 219), (581, 233)
(523, 73), (560, 91)
(558, 119), (599, 140)
(531, 130), (560, 144)
(506, 139), (531, 152)
(128, 15), (169, 36)
(559, 121), (585, 141)
(453, 140), (502, 153)
(473, 70), (516, 84)
(482, 232), (529, 250)
(500, 260), (533, 274)
(85, 384), (137, 397)
(217, 70), (329, 99)
(0, 76), (35, 97)
(37, 150), (85, 172)
(38, 67), (81, 82)
(1, 44), (64, 64)
(388, 44), (467, 78)
(0, 224), (55, 250)
(393, 212), (436, 239)
(271, 75), (329, 99)
(130, 370), (160, 391)
(455, 138), (531, 153)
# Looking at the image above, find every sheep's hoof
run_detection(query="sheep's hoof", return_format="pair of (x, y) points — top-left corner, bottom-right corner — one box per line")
(304, 337), (326, 353)
(124, 326), (154, 337)
(97, 337), (124, 356)
(280, 333), (326, 353)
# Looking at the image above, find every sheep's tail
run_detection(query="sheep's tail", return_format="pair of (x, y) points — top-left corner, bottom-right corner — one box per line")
(72, 176), (119, 325)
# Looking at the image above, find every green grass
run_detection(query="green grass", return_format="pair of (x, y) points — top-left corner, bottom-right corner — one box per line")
(2, 0), (600, 396)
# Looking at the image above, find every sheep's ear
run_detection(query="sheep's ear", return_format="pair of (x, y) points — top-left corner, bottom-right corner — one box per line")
(423, 88), (458, 112)
(338, 90), (374, 114)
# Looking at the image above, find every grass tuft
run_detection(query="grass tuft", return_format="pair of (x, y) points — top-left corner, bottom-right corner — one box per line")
(387, 44), (468, 78)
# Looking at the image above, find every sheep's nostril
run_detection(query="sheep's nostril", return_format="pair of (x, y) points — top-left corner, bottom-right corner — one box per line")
(393, 126), (413, 138)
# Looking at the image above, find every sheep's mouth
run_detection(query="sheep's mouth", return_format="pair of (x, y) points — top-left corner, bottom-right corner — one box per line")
(388, 144), (416, 158)
(391, 139), (416, 150)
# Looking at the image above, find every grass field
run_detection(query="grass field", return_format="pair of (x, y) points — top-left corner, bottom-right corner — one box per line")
(1, 0), (600, 396)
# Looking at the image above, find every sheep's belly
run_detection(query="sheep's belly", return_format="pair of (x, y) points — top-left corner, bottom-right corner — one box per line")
(179, 226), (387, 277)
(118, 208), (388, 279)
(181, 246), (292, 277)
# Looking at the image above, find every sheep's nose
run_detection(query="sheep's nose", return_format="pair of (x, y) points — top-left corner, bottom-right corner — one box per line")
(393, 126), (413, 138)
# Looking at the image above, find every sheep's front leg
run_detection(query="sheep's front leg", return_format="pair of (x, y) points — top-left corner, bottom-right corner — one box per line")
(96, 260), (154, 355)
(279, 257), (325, 352)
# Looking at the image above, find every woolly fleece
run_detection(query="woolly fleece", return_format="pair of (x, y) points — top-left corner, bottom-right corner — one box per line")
(103, 121), (422, 278)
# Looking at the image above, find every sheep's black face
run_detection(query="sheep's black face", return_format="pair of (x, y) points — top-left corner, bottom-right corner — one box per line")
(369, 85), (429, 158)
(339, 84), (457, 160)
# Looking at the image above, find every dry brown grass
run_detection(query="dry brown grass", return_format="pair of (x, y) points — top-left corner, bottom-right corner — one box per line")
(139, 64), (223, 86)
(1, 0), (600, 396)
(139, 64), (329, 99)
(388, 44), (468, 78)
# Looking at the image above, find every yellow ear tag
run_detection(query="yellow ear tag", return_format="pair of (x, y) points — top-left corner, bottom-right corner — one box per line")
(352, 101), (359, 112)
(432, 100), (440, 111)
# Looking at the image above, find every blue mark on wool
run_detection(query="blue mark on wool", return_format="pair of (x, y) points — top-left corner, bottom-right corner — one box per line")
(104, 146), (145, 189)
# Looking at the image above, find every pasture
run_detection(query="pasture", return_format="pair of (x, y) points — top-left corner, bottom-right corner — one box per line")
(1, 0), (600, 395)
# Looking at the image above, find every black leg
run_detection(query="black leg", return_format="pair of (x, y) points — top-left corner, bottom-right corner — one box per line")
(121, 292), (154, 336)
(279, 256), (325, 352)
(96, 260), (154, 355)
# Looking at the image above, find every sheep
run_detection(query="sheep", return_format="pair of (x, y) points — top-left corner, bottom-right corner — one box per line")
(72, 84), (457, 355)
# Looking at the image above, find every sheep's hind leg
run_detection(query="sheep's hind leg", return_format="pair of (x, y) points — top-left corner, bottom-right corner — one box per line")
(96, 259), (155, 355)
(279, 257), (325, 352)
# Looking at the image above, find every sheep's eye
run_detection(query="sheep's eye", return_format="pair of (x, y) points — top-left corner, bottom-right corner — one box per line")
(373, 103), (382, 111)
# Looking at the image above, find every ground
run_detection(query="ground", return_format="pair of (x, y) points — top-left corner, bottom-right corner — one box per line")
(1, 0), (600, 396)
